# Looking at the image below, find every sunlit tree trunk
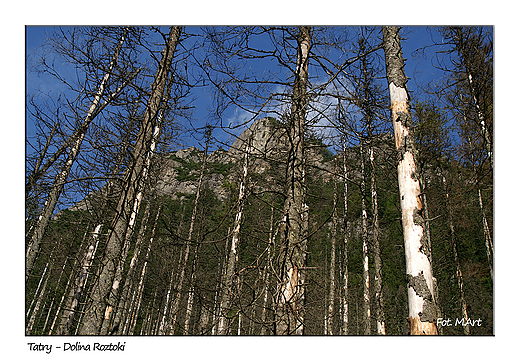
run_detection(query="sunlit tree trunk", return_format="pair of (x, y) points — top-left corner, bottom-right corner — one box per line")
(275, 25), (310, 336)
(78, 26), (182, 335)
(113, 201), (152, 334)
(325, 180), (338, 335)
(359, 139), (371, 335)
(25, 28), (128, 282)
(167, 137), (208, 335)
(370, 145), (386, 335)
(382, 26), (438, 335)
(341, 137), (350, 335)
(260, 203), (276, 335)
(126, 207), (160, 335)
(478, 188), (493, 280)
(183, 236), (200, 335)
(218, 140), (251, 334)
(442, 172), (470, 335)
(26, 260), (52, 334)
(56, 224), (102, 335)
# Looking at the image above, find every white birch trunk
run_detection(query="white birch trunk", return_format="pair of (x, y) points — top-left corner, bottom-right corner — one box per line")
(158, 208), (186, 335)
(122, 204), (160, 335)
(26, 262), (51, 334)
(260, 206), (275, 335)
(183, 239), (200, 335)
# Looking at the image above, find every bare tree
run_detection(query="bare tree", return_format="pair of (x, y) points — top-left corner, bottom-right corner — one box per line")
(382, 26), (438, 335)
(78, 26), (183, 335)
(26, 27), (131, 281)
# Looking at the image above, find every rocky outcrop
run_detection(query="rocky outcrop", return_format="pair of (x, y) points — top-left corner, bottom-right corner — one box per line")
(63, 117), (372, 213)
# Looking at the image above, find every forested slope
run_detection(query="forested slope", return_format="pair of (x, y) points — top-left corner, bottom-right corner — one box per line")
(25, 26), (493, 336)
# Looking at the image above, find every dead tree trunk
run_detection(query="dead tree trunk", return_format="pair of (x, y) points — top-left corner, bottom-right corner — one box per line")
(26, 28), (129, 281)
(166, 135), (208, 334)
(325, 179), (338, 335)
(218, 140), (251, 334)
(275, 25), (311, 336)
(442, 172), (470, 335)
(370, 145), (386, 335)
(382, 26), (438, 335)
(341, 137), (350, 335)
(78, 26), (182, 335)
(359, 140), (371, 335)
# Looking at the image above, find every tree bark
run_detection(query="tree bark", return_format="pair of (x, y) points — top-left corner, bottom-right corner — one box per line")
(325, 180), (338, 335)
(25, 28), (128, 281)
(341, 137), (350, 335)
(218, 140), (251, 334)
(166, 136), (208, 335)
(359, 140), (371, 335)
(442, 172), (470, 335)
(78, 26), (182, 335)
(478, 187), (493, 280)
(382, 26), (438, 335)
(275, 25), (311, 336)
(370, 145), (386, 335)
(56, 224), (102, 335)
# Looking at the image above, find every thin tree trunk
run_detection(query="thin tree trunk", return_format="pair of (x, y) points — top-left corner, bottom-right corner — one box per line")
(26, 261), (52, 334)
(47, 254), (77, 335)
(112, 200), (153, 334)
(325, 180), (338, 335)
(57, 224), (102, 335)
(466, 128), (494, 281)
(157, 204), (186, 335)
(218, 140), (251, 334)
(183, 239), (200, 335)
(382, 26), (438, 335)
(78, 26), (182, 335)
(442, 173), (470, 335)
(370, 145), (386, 335)
(125, 207), (160, 335)
(478, 187), (493, 280)
(260, 203), (275, 335)
(360, 139), (371, 335)
(122, 203), (161, 335)
(167, 137), (208, 334)
(341, 137), (350, 335)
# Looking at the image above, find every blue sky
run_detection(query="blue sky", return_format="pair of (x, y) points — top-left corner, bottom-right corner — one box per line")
(24, 25), (459, 213)
(26, 26), (449, 149)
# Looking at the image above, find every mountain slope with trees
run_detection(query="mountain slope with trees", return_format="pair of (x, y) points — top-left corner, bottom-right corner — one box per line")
(25, 25), (493, 336)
